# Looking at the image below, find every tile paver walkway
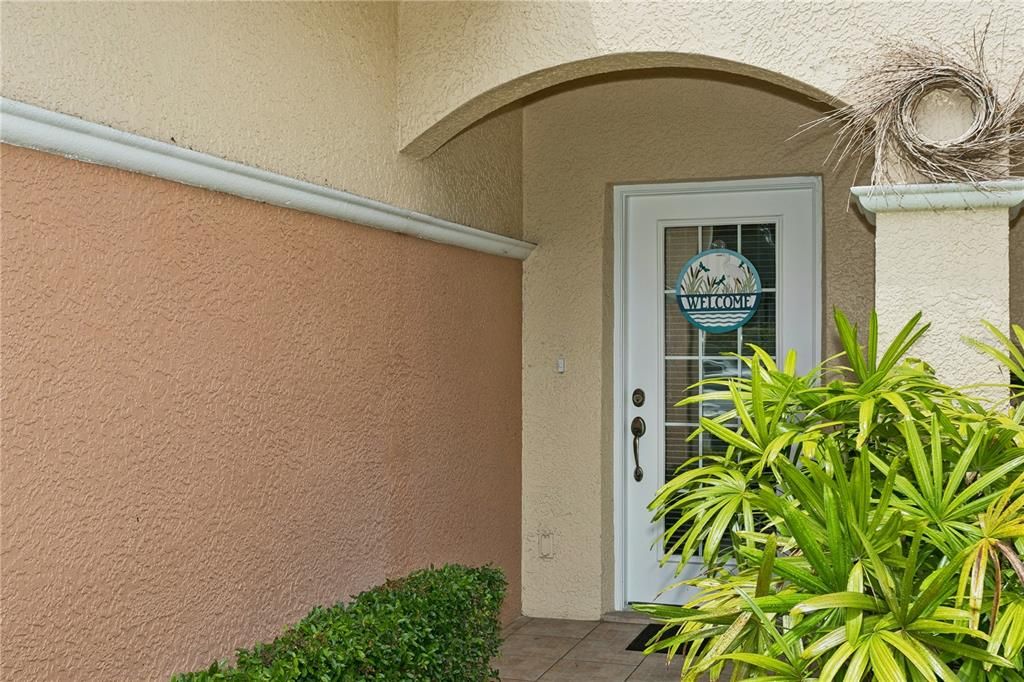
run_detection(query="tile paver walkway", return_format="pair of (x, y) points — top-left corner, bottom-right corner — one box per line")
(495, 617), (687, 681)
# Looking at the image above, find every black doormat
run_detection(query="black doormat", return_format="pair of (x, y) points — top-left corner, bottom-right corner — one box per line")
(625, 623), (669, 652)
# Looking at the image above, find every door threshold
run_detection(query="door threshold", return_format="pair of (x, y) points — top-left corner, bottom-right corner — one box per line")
(601, 609), (651, 624)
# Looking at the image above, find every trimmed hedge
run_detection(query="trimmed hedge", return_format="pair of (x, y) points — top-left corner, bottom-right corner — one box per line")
(172, 564), (506, 681)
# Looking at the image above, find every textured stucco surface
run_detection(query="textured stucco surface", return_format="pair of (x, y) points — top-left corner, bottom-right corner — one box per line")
(398, 1), (1024, 157)
(1013, 212), (1023, 328)
(520, 74), (874, 619)
(0, 1), (523, 238)
(0, 144), (522, 681)
(876, 207), (1011, 390)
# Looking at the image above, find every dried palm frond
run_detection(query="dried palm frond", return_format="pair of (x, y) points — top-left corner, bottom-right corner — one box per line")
(806, 33), (1024, 187)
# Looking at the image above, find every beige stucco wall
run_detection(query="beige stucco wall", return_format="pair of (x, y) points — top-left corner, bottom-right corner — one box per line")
(0, 144), (522, 681)
(876, 206), (1011, 390)
(398, 1), (1024, 157)
(520, 73), (875, 619)
(0, 1), (522, 238)
(4, 0), (1023, 640)
(1014, 213), (1023, 328)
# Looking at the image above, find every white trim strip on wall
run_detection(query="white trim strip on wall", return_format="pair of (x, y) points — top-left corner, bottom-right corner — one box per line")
(0, 97), (536, 261)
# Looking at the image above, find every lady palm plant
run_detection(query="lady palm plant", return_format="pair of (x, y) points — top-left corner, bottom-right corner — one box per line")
(637, 312), (1024, 681)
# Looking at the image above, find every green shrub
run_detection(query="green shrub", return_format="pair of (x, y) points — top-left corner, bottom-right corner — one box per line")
(637, 312), (1024, 681)
(172, 564), (506, 682)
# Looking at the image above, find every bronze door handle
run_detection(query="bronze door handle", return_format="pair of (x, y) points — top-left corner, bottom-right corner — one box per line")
(631, 416), (646, 482)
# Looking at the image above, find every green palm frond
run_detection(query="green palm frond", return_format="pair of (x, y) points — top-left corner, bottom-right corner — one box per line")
(642, 310), (1024, 680)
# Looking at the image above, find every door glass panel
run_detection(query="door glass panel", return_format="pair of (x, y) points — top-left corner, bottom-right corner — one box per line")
(662, 222), (778, 555)
(665, 425), (700, 477)
(742, 291), (777, 355)
(704, 329), (738, 357)
(740, 223), (776, 289)
(701, 357), (740, 422)
(664, 293), (699, 356)
(664, 228), (700, 289)
(665, 359), (699, 424)
(700, 224), (738, 251)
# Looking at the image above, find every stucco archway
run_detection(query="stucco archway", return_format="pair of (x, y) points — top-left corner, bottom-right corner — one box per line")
(400, 52), (840, 159)
(395, 1), (1021, 159)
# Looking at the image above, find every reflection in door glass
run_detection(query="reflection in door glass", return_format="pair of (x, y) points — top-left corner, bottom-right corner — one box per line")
(701, 224), (738, 252)
(662, 223), (778, 554)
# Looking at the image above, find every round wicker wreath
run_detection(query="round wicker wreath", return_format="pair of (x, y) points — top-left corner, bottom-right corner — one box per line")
(818, 42), (1024, 186)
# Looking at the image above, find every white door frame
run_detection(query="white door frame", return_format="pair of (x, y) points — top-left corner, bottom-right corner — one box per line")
(611, 176), (823, 610)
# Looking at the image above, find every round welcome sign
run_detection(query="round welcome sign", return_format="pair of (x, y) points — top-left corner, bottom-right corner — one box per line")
(674, 248), (762, 334)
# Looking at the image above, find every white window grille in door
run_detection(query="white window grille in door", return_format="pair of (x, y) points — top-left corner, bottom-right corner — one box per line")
(661, 223), (779, 555)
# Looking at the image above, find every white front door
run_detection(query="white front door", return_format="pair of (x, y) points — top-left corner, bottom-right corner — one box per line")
(617, 177), (821, 606)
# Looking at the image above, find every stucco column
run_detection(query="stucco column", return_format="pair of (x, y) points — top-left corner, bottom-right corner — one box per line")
(852, 181), (1024, 389)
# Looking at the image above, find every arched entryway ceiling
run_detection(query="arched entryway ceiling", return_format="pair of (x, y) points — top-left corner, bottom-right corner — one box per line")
(402, 52), (841, 160)
(396, 1), (1023, 159)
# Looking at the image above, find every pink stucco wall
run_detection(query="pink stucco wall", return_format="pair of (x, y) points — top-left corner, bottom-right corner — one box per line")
(0, 144), (522, 681)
